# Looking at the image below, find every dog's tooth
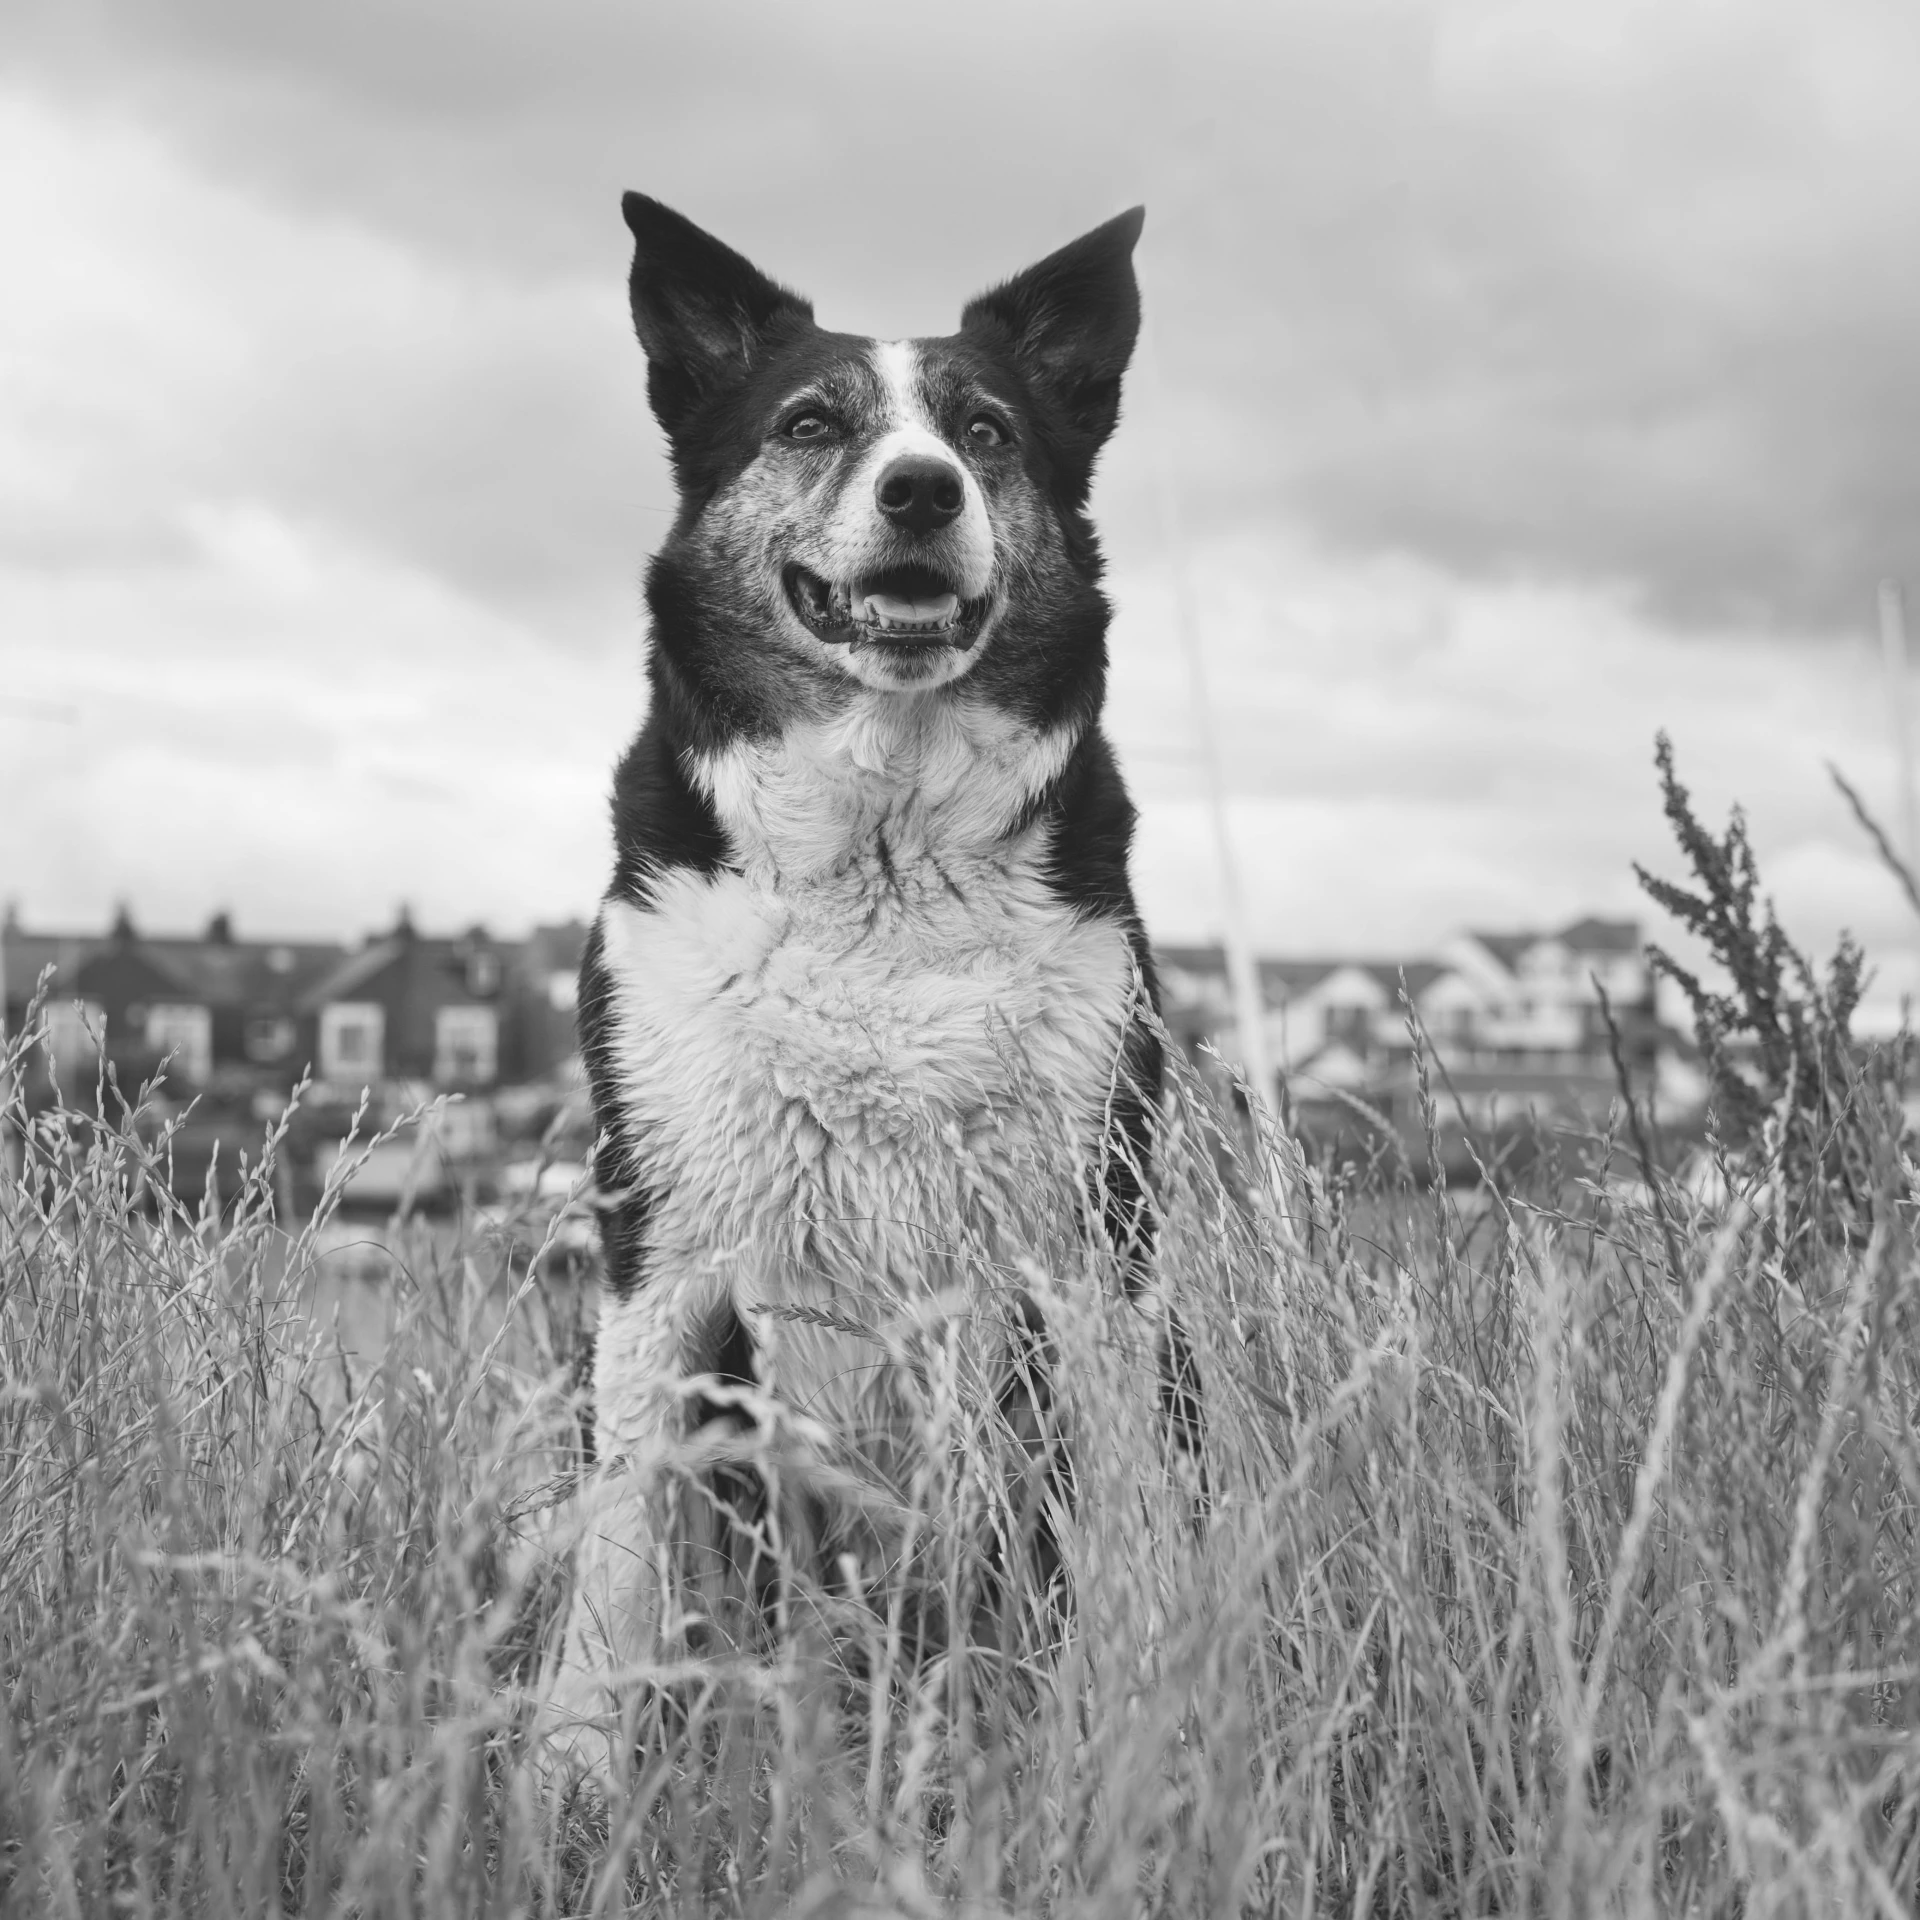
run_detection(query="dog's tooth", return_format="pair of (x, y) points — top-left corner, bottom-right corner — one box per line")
(861, 590), (960, 629)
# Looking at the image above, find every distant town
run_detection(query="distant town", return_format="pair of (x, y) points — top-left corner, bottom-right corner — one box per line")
(2, 904), (583, 1102)
(1161, 915), (1695, 1121)
(1, 904), (1703, 1198)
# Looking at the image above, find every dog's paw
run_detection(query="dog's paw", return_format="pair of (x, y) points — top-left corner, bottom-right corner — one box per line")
(627, 1674), (697, 1760)
(527, 1707), (620, 1808)
(550, 1757), (611, 1836)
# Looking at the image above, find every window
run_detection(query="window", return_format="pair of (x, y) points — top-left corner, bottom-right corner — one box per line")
(145, 1004), (213, 1087)
(41, 1000), (106, 1085)
(244, 1015), (296, 1063)
(1326, 1004), (1371, 1046)
(1610, 957), (1647, 1001)
(319, 1002), (385, 1083)
(434, 1006), (497, 1086)
(546, 970), (578, 1013)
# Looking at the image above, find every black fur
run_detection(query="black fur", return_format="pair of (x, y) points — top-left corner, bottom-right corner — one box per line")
(582, 713), (734, 1300)
(622, 191), (816, 460)
(959, 207), (1147, 509)
(1029, 732), (1165, 1280)
(576, 918), (651, 1299)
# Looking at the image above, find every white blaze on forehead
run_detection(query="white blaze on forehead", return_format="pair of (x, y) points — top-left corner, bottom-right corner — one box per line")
(872, 338), (934, 435)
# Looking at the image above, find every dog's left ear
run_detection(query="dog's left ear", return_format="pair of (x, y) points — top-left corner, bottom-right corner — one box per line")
(960, 207), (1145, 495)
(622, 193), (814, 442)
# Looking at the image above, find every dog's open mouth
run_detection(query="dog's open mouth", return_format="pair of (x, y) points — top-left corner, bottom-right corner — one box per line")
(784, 563), (987, 650)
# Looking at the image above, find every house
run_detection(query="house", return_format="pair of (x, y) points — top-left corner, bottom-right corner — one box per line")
(1153, 914), (1683, 1144)
(1270, 959), (1450, 1068)
(1161, 950), (1449, 1078)
(140, 914), (348, 1081)
(295, 910), (506, 1090)
(2, 904), (347, 1095)
(1155, 943), (1235, 1054)
(1431, 920), (1660, 1088)
(504, 918), (590, 1083)
(79, 913), (215, 1085)
(2, 903), (581, 1099)
(5, 906), (218, 1092)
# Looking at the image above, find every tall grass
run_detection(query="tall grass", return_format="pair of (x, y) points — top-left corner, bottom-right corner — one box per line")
(4, 865), (1918, 1913)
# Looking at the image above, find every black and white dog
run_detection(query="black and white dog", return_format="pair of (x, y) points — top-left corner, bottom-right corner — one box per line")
(541, 194), (1170, 1777)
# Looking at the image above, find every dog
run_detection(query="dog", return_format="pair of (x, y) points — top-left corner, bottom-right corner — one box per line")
(537, 193), (1177, 1782)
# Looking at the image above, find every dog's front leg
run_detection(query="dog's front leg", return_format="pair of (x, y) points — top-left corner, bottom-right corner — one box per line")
(536, 1269), (715, 1786)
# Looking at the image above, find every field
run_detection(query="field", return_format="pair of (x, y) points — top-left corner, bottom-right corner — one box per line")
(4, 794), (1918, 1915)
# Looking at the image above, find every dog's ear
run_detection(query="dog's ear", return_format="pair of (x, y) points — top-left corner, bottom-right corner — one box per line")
(960, 207), (1145, 496)
(622, 193), (813, 440)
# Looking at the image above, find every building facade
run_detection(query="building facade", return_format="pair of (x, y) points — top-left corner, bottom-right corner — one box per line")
(1158, 916), (1692, 1144)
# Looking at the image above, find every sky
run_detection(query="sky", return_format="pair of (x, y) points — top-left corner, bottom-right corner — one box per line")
(5, 0), (1920, 1003)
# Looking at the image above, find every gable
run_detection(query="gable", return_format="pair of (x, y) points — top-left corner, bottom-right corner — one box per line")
(1518, 937), (1575, 980)
(1295, 963), (1393, 1014)
(1291, 1040), (1373, 1091)
(1557, 916), (1640, 955)
(298, 940), (407, 1012)
(1418, 967), (1497, 1013)
(74, 945), (197, 1008)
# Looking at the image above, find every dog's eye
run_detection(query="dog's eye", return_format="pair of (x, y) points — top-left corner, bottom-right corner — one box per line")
(781, 411), (834, 442)
(965, 413), (1010, 449)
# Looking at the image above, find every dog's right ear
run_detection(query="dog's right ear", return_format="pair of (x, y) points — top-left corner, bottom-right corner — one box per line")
(960, 207), (1144, 503)
(621, 193), (813, 441)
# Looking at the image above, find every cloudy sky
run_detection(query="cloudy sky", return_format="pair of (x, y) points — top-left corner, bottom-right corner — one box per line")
(5, 0), (1919, 999)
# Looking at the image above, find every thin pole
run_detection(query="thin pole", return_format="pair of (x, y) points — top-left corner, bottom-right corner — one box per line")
(1135, 306), (1273, 1110)
(1879, 581), (1915, 870)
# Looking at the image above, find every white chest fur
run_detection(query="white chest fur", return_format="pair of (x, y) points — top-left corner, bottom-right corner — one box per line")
(595, 695), (1134, 1334)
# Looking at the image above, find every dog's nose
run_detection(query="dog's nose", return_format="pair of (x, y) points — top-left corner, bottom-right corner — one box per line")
(875, 455), (964, 535)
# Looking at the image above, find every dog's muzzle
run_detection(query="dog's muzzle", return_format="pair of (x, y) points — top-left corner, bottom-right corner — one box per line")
(785, 563), (990, 651)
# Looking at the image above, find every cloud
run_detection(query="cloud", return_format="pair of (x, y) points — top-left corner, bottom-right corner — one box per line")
(0, 91), (660, 629)
(1106, 528), (1919, 981)
(1133, 0), (1920, 632)
(12, 0), (1920, 631)
(5, 1), (1920, 979)
(0, 498), (634, 938)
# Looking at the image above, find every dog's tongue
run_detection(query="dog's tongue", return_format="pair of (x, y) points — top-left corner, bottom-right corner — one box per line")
(854, 586), (959, 632)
